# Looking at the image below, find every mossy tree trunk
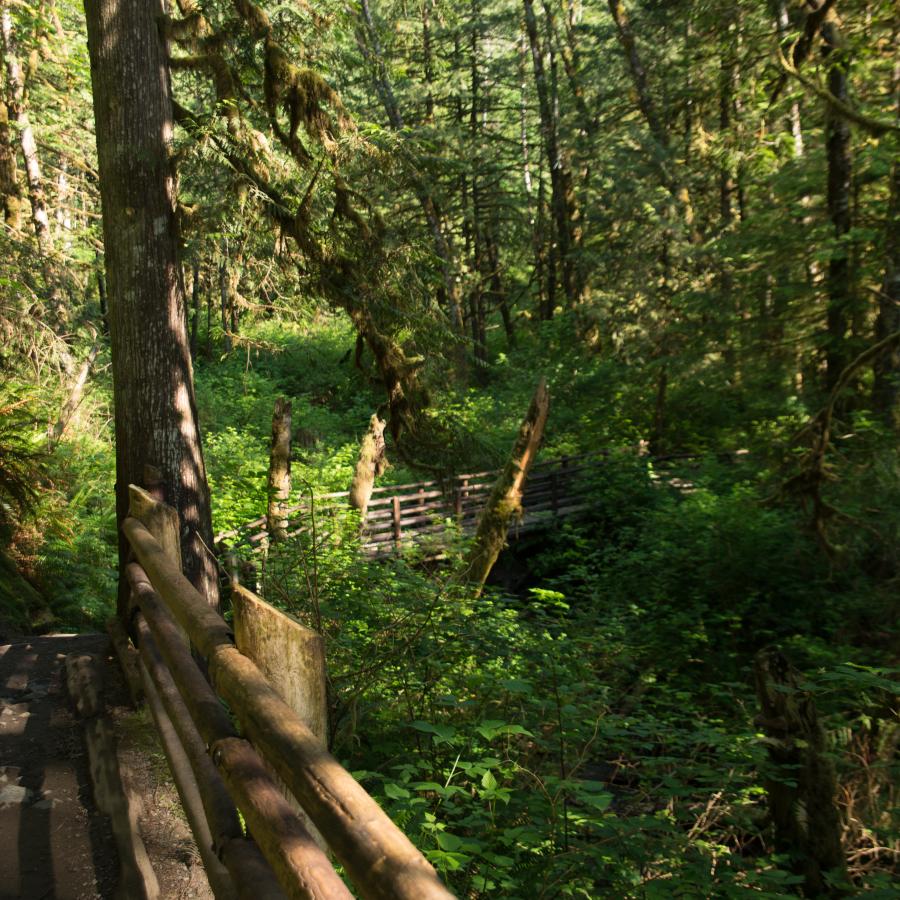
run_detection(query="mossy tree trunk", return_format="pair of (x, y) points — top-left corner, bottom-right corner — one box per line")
(754, 647), (848, 897)
(464, 377), (549, 594)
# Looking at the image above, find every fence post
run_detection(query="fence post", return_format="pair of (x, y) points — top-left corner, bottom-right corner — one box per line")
(231, 583), (329, 850)
(392, 496), (402, 550)
(128, 483), (185, 646)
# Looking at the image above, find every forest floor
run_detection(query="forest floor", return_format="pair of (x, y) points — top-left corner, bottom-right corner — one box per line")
(0, 632), (212, 899)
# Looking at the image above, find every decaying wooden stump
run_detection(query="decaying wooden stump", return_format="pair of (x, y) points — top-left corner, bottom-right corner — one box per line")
(267, 397), (292, 541)
(349, 413), (387, 521)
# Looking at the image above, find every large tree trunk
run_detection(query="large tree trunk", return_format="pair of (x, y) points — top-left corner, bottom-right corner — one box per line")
(84, 0), (219, 613)
(464, 378), (549, 594)
(266, 397), (292, 541)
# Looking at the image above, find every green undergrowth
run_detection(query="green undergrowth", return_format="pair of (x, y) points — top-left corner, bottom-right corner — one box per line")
(252, 450), (899, 897)
(3, 313), (897, 895)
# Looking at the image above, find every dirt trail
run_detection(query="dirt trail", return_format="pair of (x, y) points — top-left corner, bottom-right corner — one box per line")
(0, 633), (214, 900)
(0, 634), (117, 899)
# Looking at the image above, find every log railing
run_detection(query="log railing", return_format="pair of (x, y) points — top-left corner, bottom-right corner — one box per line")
(123, 484), (454, 900)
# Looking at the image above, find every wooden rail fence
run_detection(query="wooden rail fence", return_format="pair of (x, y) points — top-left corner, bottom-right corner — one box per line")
(123, 484), (454, 900)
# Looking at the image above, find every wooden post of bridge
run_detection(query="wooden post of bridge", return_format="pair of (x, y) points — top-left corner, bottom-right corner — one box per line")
(392, 495), (402, 550)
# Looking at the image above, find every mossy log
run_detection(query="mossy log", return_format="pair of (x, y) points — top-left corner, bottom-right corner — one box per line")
(464, 377), (549, 593)
(754, 647), (848, 897)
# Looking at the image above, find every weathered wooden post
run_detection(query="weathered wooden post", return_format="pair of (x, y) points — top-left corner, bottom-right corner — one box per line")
(231, 583), (328, 848)
(128, 479), (185, 645)
(266, 397), (292, 542)
(392, 495), (402, 550)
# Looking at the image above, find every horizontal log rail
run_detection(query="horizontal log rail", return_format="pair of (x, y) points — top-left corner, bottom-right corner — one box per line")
(124, 485), (454, 900)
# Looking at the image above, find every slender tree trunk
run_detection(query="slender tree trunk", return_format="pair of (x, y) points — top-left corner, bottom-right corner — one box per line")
(469, 0), (488, 373)
(872, 145), (899, 426)
(84, 0), (220, 613)
(465, 378), (549, 594)
(523, 0), (578, 307)
(219, 256), (232, 352)
(0, 97), (21, 228)
(205, 263), (212, 356)
(607, 0), (700, 244)
(774, 0), (805, 158)
(821, 13), (853, 390)
(356, 0), (466, 361)
(266, 397), (292, 541)
(49, 341), (100, 446)
(719, 44), (737, 384)
(421, 0), (435, 123)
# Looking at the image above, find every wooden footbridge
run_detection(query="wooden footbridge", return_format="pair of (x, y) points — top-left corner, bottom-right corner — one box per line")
(216, 453), (608, 560)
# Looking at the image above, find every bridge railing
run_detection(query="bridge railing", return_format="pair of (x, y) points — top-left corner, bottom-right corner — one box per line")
(122, 484), (454, 900)
(217, 453), (610, 559)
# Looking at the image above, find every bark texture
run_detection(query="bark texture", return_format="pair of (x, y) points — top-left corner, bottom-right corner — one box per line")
(84, 0), (219, 612)
(464, 377), (549, 593)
